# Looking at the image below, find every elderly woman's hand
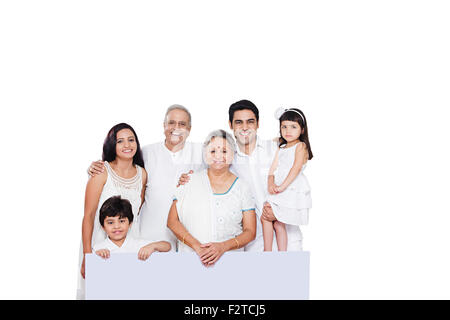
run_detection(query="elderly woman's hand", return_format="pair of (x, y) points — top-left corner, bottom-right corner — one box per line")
(199, 242), (226, 266)
(192, 244), (210, 265)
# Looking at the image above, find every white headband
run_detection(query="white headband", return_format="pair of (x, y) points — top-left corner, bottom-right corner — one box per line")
(274, 107), (305, 123)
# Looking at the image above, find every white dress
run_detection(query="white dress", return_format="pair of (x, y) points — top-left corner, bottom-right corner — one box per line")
(231, 136), (304, 252)
(76, 161), (143, 300)
(267, 143), (312, 226)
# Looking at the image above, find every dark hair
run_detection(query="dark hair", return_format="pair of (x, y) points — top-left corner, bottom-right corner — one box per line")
(279, 108), (313, 160)
(99, 196), (134, 227)
(102, 123), (145, 168)
(228, 100), (259, 123)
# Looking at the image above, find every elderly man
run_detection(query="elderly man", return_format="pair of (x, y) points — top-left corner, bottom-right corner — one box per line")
(88, 105), (204, 250)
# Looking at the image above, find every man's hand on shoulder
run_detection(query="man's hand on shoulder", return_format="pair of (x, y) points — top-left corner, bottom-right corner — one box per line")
(177, 170), (193, 187)
(88, 160), (105, 177)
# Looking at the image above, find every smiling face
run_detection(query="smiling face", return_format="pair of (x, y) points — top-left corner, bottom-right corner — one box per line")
(102, 215), (131, 242)
(164, 109), (191, 148)
(229, 109), (259, 148)
(115, 129), (137, 160)
(280, 120), (302, 144)
(204, 137), (234, 171)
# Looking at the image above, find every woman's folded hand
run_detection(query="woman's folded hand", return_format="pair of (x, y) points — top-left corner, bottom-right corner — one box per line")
(199, 242), (226, 267)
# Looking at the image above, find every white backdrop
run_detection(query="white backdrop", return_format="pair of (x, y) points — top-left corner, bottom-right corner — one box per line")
(1, 0), (450, 299)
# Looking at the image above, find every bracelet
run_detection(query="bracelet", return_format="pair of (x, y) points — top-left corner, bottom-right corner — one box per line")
(233, 237), (239, 249)
(182, 233), (188, 245)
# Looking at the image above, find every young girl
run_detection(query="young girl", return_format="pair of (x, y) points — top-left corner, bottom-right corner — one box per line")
(262, 108), (313, 251)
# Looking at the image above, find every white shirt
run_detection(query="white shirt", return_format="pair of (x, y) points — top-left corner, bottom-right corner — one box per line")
(93, 236), (154, 253)
(230, 136), (303, 250)
(139, 141), (205, 249)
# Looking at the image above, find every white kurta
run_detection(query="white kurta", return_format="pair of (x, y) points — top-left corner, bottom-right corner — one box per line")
(231, 136), (304, 252)
(139, 141), (205, 250)
(173, 170), (255, 252)
(93, 236), (155, 253)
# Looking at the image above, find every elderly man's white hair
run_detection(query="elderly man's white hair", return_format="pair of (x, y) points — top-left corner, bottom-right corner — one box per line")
(164, 104), (192, 128)
(202, 129), (236, 163)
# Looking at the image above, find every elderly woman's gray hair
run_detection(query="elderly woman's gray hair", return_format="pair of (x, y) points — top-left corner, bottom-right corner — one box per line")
(202, 129), (236, 160)
(164, 104), (192, 128)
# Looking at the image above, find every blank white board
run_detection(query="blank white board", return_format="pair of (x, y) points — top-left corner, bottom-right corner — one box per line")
(86, 251), (309, 300)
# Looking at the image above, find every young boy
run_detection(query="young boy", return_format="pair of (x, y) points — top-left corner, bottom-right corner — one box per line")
(94, 195), (171, 260)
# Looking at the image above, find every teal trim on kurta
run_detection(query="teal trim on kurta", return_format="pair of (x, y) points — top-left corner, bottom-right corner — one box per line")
(213, 177), (239, 195)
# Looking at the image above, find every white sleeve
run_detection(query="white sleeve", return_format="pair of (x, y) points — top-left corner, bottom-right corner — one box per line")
(173, 184), (189, 219)
(240, 180), (256, 213)
(92, 239), (109, 252)
(173, 184), (186, 202)
(141, 145), (152, 188)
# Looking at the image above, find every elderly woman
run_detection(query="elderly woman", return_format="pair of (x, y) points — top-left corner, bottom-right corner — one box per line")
(167, 129), (256, 266)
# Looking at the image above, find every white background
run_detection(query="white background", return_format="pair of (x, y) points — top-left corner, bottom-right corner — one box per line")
(1, 0), (449, 299)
